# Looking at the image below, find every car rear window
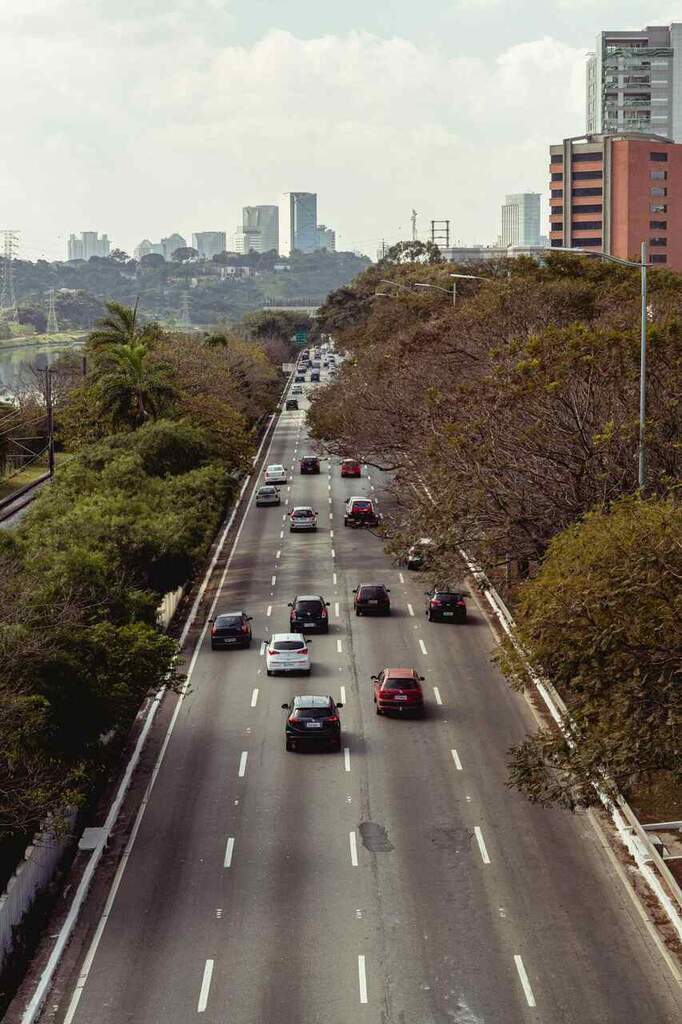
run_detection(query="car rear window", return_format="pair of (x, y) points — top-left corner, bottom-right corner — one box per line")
(383, 677), (417, 689)
(216, 616), (242, 628)
(438, 592), (464, 601)
(296, 600), (322, 613)
(360, 587), (385, 598)
(352, 501), (372, 510)
(292, 509), (313, 517)
(274, 640), (306, 651)
(293, 707), (331, 719)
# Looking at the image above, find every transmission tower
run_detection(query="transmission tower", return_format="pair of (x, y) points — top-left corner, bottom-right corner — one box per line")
(411, 209), (418, 242)
(179, 291), (191, 328)
(46, 288), (59, 333)
(430, 219), (451, 250)
(0, 230), (19, 319)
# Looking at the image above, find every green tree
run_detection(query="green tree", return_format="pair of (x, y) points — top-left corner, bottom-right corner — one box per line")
(95, 342), (176, 427)
(381, 240), (443, 265)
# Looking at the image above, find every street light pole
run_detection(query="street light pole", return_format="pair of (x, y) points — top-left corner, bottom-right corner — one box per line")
(639, 240), (648, 490)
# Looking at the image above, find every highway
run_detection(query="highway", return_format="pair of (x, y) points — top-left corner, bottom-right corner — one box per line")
(46, 369), (682, 1024)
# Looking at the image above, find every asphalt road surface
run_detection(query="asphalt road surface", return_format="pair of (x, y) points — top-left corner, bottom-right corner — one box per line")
(50, 372), (682, 1024)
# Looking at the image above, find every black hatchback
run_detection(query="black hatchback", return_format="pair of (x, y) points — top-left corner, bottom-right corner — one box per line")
(210, 611), (253, 649)
(353, 584), (391, 616)
(425, 586), (467, 623)
(289, 594), (330, 633)
(282, 695), (343, 751)
(300, 455), (321, 474)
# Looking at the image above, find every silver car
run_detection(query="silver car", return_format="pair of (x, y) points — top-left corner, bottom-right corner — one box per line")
(289, 506), (318, 532)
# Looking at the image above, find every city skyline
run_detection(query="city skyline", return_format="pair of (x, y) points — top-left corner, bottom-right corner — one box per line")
(3, 1), (673, 263)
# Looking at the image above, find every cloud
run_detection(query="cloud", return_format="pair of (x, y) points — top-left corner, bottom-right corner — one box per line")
(0, 16), (586, 258)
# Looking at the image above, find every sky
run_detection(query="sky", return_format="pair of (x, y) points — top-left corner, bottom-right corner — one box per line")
(2, 0), (680, 261)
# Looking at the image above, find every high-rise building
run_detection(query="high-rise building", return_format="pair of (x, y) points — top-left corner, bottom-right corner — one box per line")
(499, 194), (542, 247)
(67, 231), (110, 260)
(234, 206), (279, 254)
(279, 193), (318, 255)
(586, 23), (682, 141)
(316, 224), (336, 251)
(549, 132), (681, 268)
(192, 231), (227, 259)
(162, 233), (187, 260)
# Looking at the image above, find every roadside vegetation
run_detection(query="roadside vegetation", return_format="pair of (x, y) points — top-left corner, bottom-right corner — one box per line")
(309, 245), (682, 810)
(0, 302), (289, 853)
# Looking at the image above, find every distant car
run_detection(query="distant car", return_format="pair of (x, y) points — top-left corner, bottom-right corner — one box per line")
(264, 464), (287, 485)
(372, 668), (425, 717)
(425, 586), (467, 623)
(255, 485), (281, 507)
(266, 633), (311, 676)
(289, 594), (330, 633)
(292, 385), (303, 395)
(285, 398), (299, 411)
(406, 538), (434, 570)
(289, 506), (318, 532)
(210, 611), (253, 650)
(310, 371), (320, 383)
(300, 455), (321, 474)
(353, 583), (391, 616)
(340, 459), (361, 478)
(282, 695), (343, 751)
(344, 496), (379, 527)
(295, 374), (305, 383)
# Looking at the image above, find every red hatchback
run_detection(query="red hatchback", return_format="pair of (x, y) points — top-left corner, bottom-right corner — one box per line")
(372, 667), (425, 716)
(341, 458), (362, 477)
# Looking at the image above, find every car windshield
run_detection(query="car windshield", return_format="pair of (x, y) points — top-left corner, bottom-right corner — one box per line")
(383, 678), (417, 689)
(296, 600), (322, 613)
(274, 640), (306, 651)
(216, 615), (242, 628)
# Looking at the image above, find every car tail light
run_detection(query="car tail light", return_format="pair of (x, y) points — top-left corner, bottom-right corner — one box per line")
(457, 600), (466, 607)
(241, 624), (249, 634)
(268, 649), (277, 656)
(321, 608), (328, 617)
(431, 599), (442, 607)
(298, 647), (308, 655)
(211, 626), (216, 635)
(326, 715), (338, 724)
(288, 716), (298, 726)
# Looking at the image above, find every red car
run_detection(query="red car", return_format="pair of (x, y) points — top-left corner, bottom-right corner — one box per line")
(340, 458), (362, 478)
(372, 667), (425, 716)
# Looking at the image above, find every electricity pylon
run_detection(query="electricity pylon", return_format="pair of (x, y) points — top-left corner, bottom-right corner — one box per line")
(46, 288), (59, 333)
(0, 230), (19, 318)
(179, 291), (191, 328)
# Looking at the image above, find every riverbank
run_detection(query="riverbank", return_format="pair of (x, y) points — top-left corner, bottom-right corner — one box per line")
(0, 331), (86, 352)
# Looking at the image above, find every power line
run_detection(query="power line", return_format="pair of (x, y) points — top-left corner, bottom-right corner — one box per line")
(0, 229), (19, 318)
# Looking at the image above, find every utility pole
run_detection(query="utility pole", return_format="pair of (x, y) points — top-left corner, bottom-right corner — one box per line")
(638, 240), (648, 490)
(44, 367), (55, 478)
(430, 220), (451, 250)
(1, 229), (19, 319)
(411, 210), (418, 242)
(46, 288), (59, 333)
(179, 291), (191, 328)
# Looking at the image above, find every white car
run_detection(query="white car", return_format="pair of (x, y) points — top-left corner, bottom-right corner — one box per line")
(289, 506), (318, 532)
(266, 633), (311, 676)
(264, 464), (287, 485)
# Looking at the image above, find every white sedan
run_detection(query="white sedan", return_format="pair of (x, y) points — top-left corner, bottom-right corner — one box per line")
(266, 633), (311, 676)
(264, 464), (288, 485)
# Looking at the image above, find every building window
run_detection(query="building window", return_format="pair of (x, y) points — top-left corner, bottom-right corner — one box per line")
(572, 204), (602, 214)
(550, 206), (563, 215)
(572, 170), (603, 180)
(552, 222), (563, 231)
(650, 170), (667, 180)
(551, 172), (563, 181)
(650, 151), (668, 161)
(650, 204), (667, 213)
(649, 220), (667, 230)
(572, 221), (602, 231)
(572, 187), (602, 197)
(550, 238), (563, 247)
(572, 151), (603, 163)
(650, 237), (667, 247)
(650, 254), (667, 264)
(650, 187), (667, 197)
(575, 238), (602, 247)
(550, 154), (563, 163)
(551, 189), (563, 198)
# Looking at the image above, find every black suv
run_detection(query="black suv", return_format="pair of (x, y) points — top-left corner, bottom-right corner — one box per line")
(282, 695), (344, 751)
(353, 584), (391, 616)
(289, 594), (330, 633)
(425, 586), (467, 623)
(285, 398), (299, 411)
(210, 611), (253, 649)
(300, 455), (321, 474)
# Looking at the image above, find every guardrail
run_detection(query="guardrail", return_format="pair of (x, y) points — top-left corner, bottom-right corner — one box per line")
(458, 547), (682, 946)
(0, 473), (50, 521)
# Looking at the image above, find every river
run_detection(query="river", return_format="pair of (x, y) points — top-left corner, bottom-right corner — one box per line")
(0, 337), (85, 400)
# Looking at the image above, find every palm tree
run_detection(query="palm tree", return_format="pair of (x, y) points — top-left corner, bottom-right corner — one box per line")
(88, 300), (163, 353)
(96, 342), (176, 427)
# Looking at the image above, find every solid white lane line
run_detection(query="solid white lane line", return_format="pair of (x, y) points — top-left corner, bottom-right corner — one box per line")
(344, 747), (351, 772)
(276, 549), (281, 559)
(474, 826), (490, 864)
(335, 602), (340, 618)
(418, 638), (428, 655)
(514, 955), (536, 1007)
(197, 959), (214, 1013)
(399, 572), (405, 583)
(337, 638), (343, 654)
(349, 831), (358, 867)
(266, 605), (272, 617)
(358, 955), (368, 1004)
(433, 686), (443, 705)
(333, 573), (337, 585)
(238, 752), (248, 778)
(451, 749), (463, 770)
(260, 642), (266, 656)
(271, 575), (277, 586)
(251, 688), (259, 707)
(407, 603), (415, 616)
(224, 836), (235, 868)
(340, 685), (346, 703)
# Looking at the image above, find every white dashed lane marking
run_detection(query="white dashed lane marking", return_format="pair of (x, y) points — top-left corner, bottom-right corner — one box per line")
(474, 826), (490, 865)
(451, 749), (463, 770)
(197, 960), (214, 1013)
(224, 837), (235, 868)
(514, 956), (536, 1007)
(418, 638), (428, 655)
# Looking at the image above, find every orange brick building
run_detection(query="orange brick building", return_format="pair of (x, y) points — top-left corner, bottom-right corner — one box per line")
(549, 133), (681, 268)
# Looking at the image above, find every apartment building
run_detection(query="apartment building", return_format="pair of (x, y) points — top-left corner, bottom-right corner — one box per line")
(67, 231), (110, 260)
(549, 132), (681, 268)
(500, 193), (542, 247)
(192, 231), (227, 259)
